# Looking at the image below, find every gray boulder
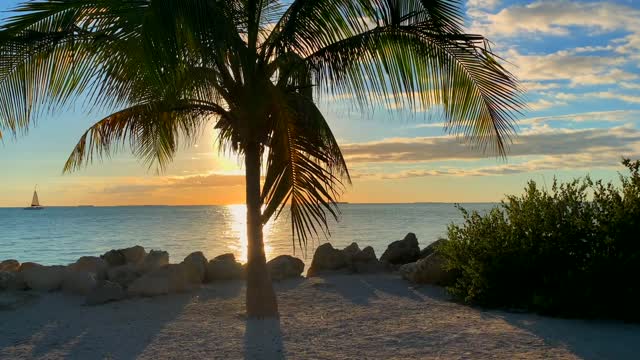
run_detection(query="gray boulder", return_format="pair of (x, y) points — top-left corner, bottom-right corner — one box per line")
(419, 238), (448, 260)
(62, 271), (97, 295)
(101, 250), (126, 267)
(18, 262), (42, 272)
(0, 272), (16, 290)
(2, 271), (27, 290)
(267, 255), (305, 281)
(342, 243), (361, 261)
(8, 263), (42, 290)
(68, 256), (108, 280)
(400, 253), (456, 286)
(122, 245), (147, 265)
(380, 233), (421, 265)
(86, 281), (126, 305)
(22, 265), (67, 292)
(128, 264), (194, 297)
(353, 246), (377, 263)
(141, 250), (169, 272)
(0, 259), (20, 272)
(214, 253), (236, 262)
(307, 243), (348, 277)
(206, 254), (244, 282)
(107, 264), (141, 288)
(350, 246), (385, 273)
(182, 251), (208, 284)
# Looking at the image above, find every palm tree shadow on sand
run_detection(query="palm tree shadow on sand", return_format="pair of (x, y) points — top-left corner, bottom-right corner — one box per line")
(244, 317), (286, 360)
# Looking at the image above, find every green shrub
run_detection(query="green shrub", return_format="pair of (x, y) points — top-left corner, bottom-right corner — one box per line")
(441, 159), (640, 320)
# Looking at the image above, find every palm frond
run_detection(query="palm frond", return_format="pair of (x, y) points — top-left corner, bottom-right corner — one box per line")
(0, 0), (243, 136)
(261, 88), (350, 249)
(64, 99), (227, 172)
(306, 27), (523, 154)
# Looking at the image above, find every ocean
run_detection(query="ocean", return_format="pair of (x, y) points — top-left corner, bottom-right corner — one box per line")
(0, 204), (493, 267)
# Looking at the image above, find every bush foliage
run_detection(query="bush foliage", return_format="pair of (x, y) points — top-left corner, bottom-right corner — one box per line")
(441, 159), (640, 320)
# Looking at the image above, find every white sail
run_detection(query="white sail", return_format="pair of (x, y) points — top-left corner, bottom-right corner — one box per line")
(31, 190), (40, 207)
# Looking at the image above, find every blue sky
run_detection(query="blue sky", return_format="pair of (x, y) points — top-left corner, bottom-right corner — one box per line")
(1, 0), (640, 206)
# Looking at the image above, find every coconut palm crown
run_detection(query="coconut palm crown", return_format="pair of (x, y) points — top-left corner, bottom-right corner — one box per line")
(0, 0), (523, 317)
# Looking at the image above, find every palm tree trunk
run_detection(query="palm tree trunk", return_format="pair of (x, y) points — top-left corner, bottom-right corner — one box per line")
(244, 141), (279, 318)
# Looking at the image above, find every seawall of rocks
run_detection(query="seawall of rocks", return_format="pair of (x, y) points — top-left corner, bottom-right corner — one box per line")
(0, 233), (452, 306)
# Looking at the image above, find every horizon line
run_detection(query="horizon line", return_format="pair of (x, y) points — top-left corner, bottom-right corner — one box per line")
(0, 201), (498, 208)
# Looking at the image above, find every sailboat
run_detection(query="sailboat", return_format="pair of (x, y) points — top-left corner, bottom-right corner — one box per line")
(24, 186), (43, 210)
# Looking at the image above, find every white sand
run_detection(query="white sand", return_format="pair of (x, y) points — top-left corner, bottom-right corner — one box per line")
(1, 274), (639, 359)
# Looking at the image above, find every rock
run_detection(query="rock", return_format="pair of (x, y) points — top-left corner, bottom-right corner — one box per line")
(0, 272), (16, 290)
(18, 262), (42, 272)
(400, 253), (456, 286)
(68, 256), (108, 280)
(86, 281), (126, 305)
(182, 252), (208, 284)
(353, 246), (377, 263)
(0, 259), (20, 272)
(419, 238), (448, 260)
(141, 250), (169, 272)
(62, 271), (97, 295)
(307, 243), (348, 277)
(206, 254), (244, 282)
(128, 264), (194, 297)
(380, 233), (421, 265)
(101, 250), (126, 267)
(22, 265), (67, 292)
(107, 264), (141, 288)
(122, 245), (147, 265)
(342, 243), (361, 261)
(214, 253), (236, 262)
(2, 271), (27, 290)
(267, 255), (305, 281)
(350, 246), (385, 273)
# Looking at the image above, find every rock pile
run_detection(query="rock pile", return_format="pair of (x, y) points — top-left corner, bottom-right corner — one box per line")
(1, 232), (456, 306)
(0, 246), (307, 305)
(307, 242), (385, 276)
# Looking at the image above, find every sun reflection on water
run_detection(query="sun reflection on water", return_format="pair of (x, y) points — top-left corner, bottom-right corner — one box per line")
(226, 204), (273, 263)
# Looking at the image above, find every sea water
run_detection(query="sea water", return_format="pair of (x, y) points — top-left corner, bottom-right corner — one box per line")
(0, 203), (493, 267)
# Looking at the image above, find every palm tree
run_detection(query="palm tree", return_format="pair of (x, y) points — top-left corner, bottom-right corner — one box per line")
(0, 0), (522, 317)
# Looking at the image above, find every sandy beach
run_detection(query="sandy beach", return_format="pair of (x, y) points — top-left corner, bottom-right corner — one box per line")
(2, 273), (639, 360)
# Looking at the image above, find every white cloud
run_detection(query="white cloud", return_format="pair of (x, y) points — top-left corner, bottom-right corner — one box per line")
(526, 98), (566, 111)
(520, 110), (640, 125)
(505, 49), (628, 87)
(467, 0), (501, 10)
(374, 151), (633, 179)
(586, 91), (640, 104)
(102, 173), (246, 194)
(522, 81), (561, 92)
(469, 0), (640, 94)
(342, 125), (640, 164)
(472, 1), (640, 38)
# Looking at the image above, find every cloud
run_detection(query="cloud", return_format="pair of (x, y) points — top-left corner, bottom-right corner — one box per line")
(102, 173), (246, 194)
(468, 1), (640, 95)
(472, 1), (640, 38)
(467, 0), (501, 10)
(341, 125), (640, 164)
(505, 49), (629, 87)
(585, 91), (640, 104)
(520, 110), (640, 125)
(526, 98), (566, 111)
(522, 81), (562, 91)
(375, 152), (634, 179)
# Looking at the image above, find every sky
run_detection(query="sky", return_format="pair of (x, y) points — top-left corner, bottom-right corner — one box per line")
(1, 0), (640, 206)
